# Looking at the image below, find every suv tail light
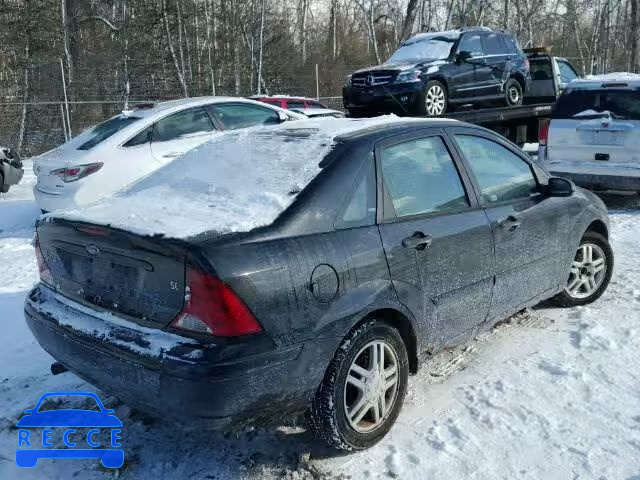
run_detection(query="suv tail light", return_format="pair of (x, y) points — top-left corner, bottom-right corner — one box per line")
(171, 268), (262, 337)
(538, 119), (550, 146)
(34, 233), (53, 286)
(51, 162), (103, 183)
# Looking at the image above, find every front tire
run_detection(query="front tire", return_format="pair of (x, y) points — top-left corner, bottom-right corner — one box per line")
(552, 231), (613, 307)
(417, 80), (448, 117)
(307, 321), (409, 450)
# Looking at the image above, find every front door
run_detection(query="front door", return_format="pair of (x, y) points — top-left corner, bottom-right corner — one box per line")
(376, 130), (494, 348)
(450, 130), (569, 320)
(450, 32), (485, 100)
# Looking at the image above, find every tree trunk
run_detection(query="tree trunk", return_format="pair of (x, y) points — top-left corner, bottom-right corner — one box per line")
(401, 0), (419, 41)
(17, 33), (30, 154)
(162, 0), (189, 97)
(631, 0), (639, 71)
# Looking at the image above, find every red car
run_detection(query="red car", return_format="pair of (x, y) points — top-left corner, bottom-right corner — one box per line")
(250, 95), (328, 110)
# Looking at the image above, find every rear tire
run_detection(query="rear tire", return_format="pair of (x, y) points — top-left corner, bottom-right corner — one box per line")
(307, 320), (409, 450)
(551, 231), (613, 307)
(504, 78), (523, 107)
(0, 172), (7, 193)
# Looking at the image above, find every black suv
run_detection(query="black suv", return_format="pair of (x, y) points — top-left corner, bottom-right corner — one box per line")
(343, 27), (529, 117)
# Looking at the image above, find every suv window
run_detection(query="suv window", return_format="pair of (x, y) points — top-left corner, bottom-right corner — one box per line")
(209, 103), (280, 130)
(380, 136), (469, 218)
(123, 126), (153, 147)
(152, 108), (215, 143)
(557, 60), (579, 83)
(454, 135), (538, 204)
(552, 90), (640, 120)
(481, 33), (506, 55)
(502, 34), (520, 54)
(457, 33), (483, 57)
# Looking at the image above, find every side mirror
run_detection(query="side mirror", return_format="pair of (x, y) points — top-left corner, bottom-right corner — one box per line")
(457, 50), (472, 63)
(547, 177), (575, 197)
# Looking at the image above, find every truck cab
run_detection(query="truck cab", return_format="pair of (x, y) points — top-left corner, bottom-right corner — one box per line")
(524, 47), (581, 104)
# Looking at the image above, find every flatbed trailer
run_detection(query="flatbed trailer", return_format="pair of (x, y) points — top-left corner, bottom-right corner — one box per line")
(445, 103), (553, 145)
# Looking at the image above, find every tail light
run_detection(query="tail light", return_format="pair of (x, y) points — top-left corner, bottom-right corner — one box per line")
(34, 233), (54, 286)
(524, 58), (530, 71)
(171, 268), (262, 337)
(538, 119), (550, 146)
(51, 162), (103, 183)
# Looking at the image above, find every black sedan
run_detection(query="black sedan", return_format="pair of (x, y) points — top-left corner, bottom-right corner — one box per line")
(25, 118), (613, 451)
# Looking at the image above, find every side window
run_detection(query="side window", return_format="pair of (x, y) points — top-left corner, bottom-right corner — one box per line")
(557, 60), (579, 83)
(286, 101), (306, 109)
(481, 33), (506, 55)
(458, 34), (483, 57)
(503, 35), (520, 54)
(209, 104), (280, 130)
(336, 154), (376, 229)
(380, 136), (469, 219)
(454, 135), (539, 204)
(152, 108), (215, 143)
(123, 126), (153, 147)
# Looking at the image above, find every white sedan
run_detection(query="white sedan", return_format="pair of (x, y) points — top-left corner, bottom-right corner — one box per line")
(33, 97), (304, 212)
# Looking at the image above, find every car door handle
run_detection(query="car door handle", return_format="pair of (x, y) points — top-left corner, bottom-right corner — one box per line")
(402, 232), (433, 251)
(499, 215), (521, 232)
(162, 152), (182, 159)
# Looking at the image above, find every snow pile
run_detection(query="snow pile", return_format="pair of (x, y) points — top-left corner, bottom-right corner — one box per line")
(51, 116), (411, 239)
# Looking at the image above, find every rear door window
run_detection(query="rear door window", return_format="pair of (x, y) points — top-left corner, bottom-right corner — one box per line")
(552, 90), (640, 120)
(77, 116), (141, 150)
(457, 33), (483, 57)
(152, 108), (215, 143)
(208, 103), (280, 130)
(502, 35), (520, 54)
(380, 136), (469, 218)
(481, 33), (506, 55)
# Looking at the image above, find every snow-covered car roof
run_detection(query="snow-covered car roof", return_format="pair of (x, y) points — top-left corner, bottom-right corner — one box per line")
(50, 116), (442, 239)
(568, 73), (640, 89)
(248, 95), (325, 102)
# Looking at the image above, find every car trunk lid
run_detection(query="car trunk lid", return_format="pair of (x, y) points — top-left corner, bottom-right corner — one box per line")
(37, 218), (188, 328)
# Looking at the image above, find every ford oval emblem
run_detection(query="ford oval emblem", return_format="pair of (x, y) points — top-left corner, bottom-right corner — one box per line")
(86, 244), (101, 256)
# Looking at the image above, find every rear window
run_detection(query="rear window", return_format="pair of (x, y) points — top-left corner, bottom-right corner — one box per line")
(530, 58), (553, 80)
(286, 101), (307, 109)
(552, 90), (640, 120)
(77, 116), (141, 150)
(482, 33), (507, 55)
(502, 35), (521, 54)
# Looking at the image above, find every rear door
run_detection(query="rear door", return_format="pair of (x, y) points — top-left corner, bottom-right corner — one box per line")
(150, 107), (217, 164)
(547, 88), (640, 169)
(450, 129), (569, 320)
(478, 32), (509, 96)
(376, 129), (494, 347)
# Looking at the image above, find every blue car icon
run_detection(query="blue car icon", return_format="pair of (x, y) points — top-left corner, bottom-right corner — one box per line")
(15, 391), (124, 468)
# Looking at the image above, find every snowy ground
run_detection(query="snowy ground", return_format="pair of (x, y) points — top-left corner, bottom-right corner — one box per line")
(1, 162), (639, 479)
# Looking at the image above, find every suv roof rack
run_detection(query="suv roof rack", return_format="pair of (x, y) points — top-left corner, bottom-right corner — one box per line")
(459, 26), (493, 32)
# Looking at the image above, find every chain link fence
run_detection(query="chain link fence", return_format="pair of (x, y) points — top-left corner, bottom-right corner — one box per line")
(0, 61), (360, 156)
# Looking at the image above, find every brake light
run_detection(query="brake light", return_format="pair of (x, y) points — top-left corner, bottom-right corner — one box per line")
(171, 268), (262, 337)
(51, 162), (103, 182)
(524, 58), (530, 71)
(34, 233), (54, 286)
(539, 119), (550, 146)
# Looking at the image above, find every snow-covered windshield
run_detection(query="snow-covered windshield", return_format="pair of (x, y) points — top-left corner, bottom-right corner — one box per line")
(76, 115), (141, 150)
(387, 36), (456, 63)
(553, 90), (640, 120)
(53, 116), (407, 239)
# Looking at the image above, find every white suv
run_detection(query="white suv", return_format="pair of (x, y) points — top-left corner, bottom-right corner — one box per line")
(539, 74), (640, 193)
(34, 97), (303, 212)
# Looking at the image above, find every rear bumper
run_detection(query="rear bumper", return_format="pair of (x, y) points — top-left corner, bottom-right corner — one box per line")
(34, 186), (81, 212)
(24, 285), (334, 428)
(343, 82), (423, 114)
(549, 170), (640, 192)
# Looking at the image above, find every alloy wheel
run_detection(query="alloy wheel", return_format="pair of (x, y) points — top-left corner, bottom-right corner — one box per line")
(344, 340), (400, 433)
(565, 243), (607, 299)
(425, 85), (446, 116)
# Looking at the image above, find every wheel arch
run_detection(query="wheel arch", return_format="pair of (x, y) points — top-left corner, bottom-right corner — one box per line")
(511, 71), (526, 90)
(585, 219), (608, 239)
(352, 308), (418, 374)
